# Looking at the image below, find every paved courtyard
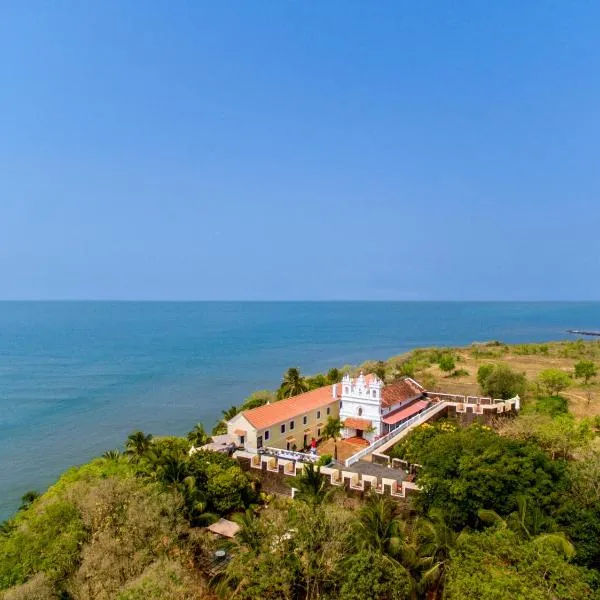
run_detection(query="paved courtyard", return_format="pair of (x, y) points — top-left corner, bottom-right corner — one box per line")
(317, 438), (368, 463)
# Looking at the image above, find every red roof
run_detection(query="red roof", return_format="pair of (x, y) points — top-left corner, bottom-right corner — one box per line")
(344, 417), (372, 430)
(383, 400), (430, 425)
(382, 378), (424, 408)
(240, 384), (340, 430)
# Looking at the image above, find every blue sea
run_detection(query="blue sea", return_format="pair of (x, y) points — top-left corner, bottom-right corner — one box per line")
(1, 301), (598, 520)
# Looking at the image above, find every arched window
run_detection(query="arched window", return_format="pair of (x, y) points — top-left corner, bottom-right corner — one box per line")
(358, 407), (363, 416)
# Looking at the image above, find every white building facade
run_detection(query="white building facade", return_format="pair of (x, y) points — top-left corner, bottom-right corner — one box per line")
(339, 372), (426, 442)
(339, 372), (384, 442)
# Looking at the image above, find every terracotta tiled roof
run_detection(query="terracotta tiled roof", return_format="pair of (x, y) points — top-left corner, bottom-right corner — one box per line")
(381, 378), (424, 408)
(382, 399), (430, 425)
(240, 384), (340, 430)
(344, 417), (372, 430)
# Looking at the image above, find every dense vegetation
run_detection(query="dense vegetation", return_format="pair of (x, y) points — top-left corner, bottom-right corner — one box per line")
(3, 340), (600, 599)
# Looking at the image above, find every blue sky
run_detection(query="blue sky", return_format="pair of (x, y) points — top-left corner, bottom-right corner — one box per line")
(1, 2), (599, 300)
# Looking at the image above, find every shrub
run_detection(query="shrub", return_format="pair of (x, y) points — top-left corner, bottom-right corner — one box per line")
(1, 573), (57, 600)
(438, 354), (456, 375)
(339, 550), (412, 600)
(116, 558), (207, 600)
(0, 499), (87, 589)
(451, 368), (469, 378)
(316, 454), (333, 467)
(533, 396), (569, 417)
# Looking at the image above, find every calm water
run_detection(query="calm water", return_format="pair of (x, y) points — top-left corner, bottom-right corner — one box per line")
(1, 301), (598, 519)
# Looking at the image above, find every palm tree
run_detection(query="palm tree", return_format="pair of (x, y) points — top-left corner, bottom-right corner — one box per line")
(221, 406), (239, 421)
(478, 497), (575, 559)
(187, 423), (211, 447)
(322, 416), (343, 462)
(144, 448), (217, 526)
(415, 508), (462, 598)
(292, 462), (335, 505)
(357, 493), (410, 559)
(278, 367), (309, 399)
(125, 430), (153, 462)
(102, 449), (121, 461)
(231, 508), (264, 554)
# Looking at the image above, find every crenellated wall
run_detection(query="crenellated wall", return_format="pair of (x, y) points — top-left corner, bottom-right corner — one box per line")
(234, 451), (419, 501)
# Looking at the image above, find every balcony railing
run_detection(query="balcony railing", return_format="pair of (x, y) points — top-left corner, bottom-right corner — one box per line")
(259, 446), (319, 463)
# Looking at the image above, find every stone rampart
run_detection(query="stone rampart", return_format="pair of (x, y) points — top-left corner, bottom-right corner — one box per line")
(234, 451), (419, 501)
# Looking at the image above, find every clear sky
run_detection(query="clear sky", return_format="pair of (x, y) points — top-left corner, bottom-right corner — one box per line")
(1, 2), (599, 300)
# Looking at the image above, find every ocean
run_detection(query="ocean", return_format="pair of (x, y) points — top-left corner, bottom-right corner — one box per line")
(1, 301), (598, 520)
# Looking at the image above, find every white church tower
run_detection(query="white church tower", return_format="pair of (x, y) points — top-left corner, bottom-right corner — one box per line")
(339, 372), (385, 441)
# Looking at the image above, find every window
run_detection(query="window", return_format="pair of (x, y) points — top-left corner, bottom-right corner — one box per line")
(340, 401), (343, 408)
(264, 430), (270, 441)
(327, 407), (331, 415)
(290, 420), (295, 430)
(372, 390), (377, 398)
(303, 415), (307, 425)
(317, 410), (321, 419)
(317, 428), (321, 437)
(281, 424), (286, 434)
(358, 407), (363, 416)
(240, 435), (245, 445)
(345, 386), (349, 394)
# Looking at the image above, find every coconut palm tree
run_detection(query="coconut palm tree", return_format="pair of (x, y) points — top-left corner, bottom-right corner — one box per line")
(322, 416), (343, 462)
(231, 508), (264, 554)
(292, 462), (335, 505)
(478, 497), (575, 559)
(125, 430), (153, 462)
(414, 508), (462, 598)
(278, 367), (309, 399)
(357, 493), (410, 559)
(221, 406), (239, 421)
(187, 422), (211, 447)
(144, 447), (217, 526)
(102, 449), (121, 461)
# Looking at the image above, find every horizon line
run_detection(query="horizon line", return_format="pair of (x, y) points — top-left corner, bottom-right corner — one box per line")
(1, 299), (599, 303)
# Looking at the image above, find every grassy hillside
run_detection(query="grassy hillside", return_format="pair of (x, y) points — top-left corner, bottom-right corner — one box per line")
(365, 340), (600, 419)
(3, 339), (600, 599)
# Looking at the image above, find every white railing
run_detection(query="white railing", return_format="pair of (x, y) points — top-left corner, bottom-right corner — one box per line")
(344, 402), (445, 467)
(343, 393), (521, 467)
(259, 446), (318, 463)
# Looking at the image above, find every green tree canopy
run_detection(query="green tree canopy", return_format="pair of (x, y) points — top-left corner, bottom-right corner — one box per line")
(415, 425), (563, 528)
(241, 390), (276, 411)
(326, 368), (342, 383)
(538, 369), (572, 396)
(339, 550), (412, 600)
(574, 359), (598, 385)
(444, 528), (595, 600)
(477, 363), (527, 399)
